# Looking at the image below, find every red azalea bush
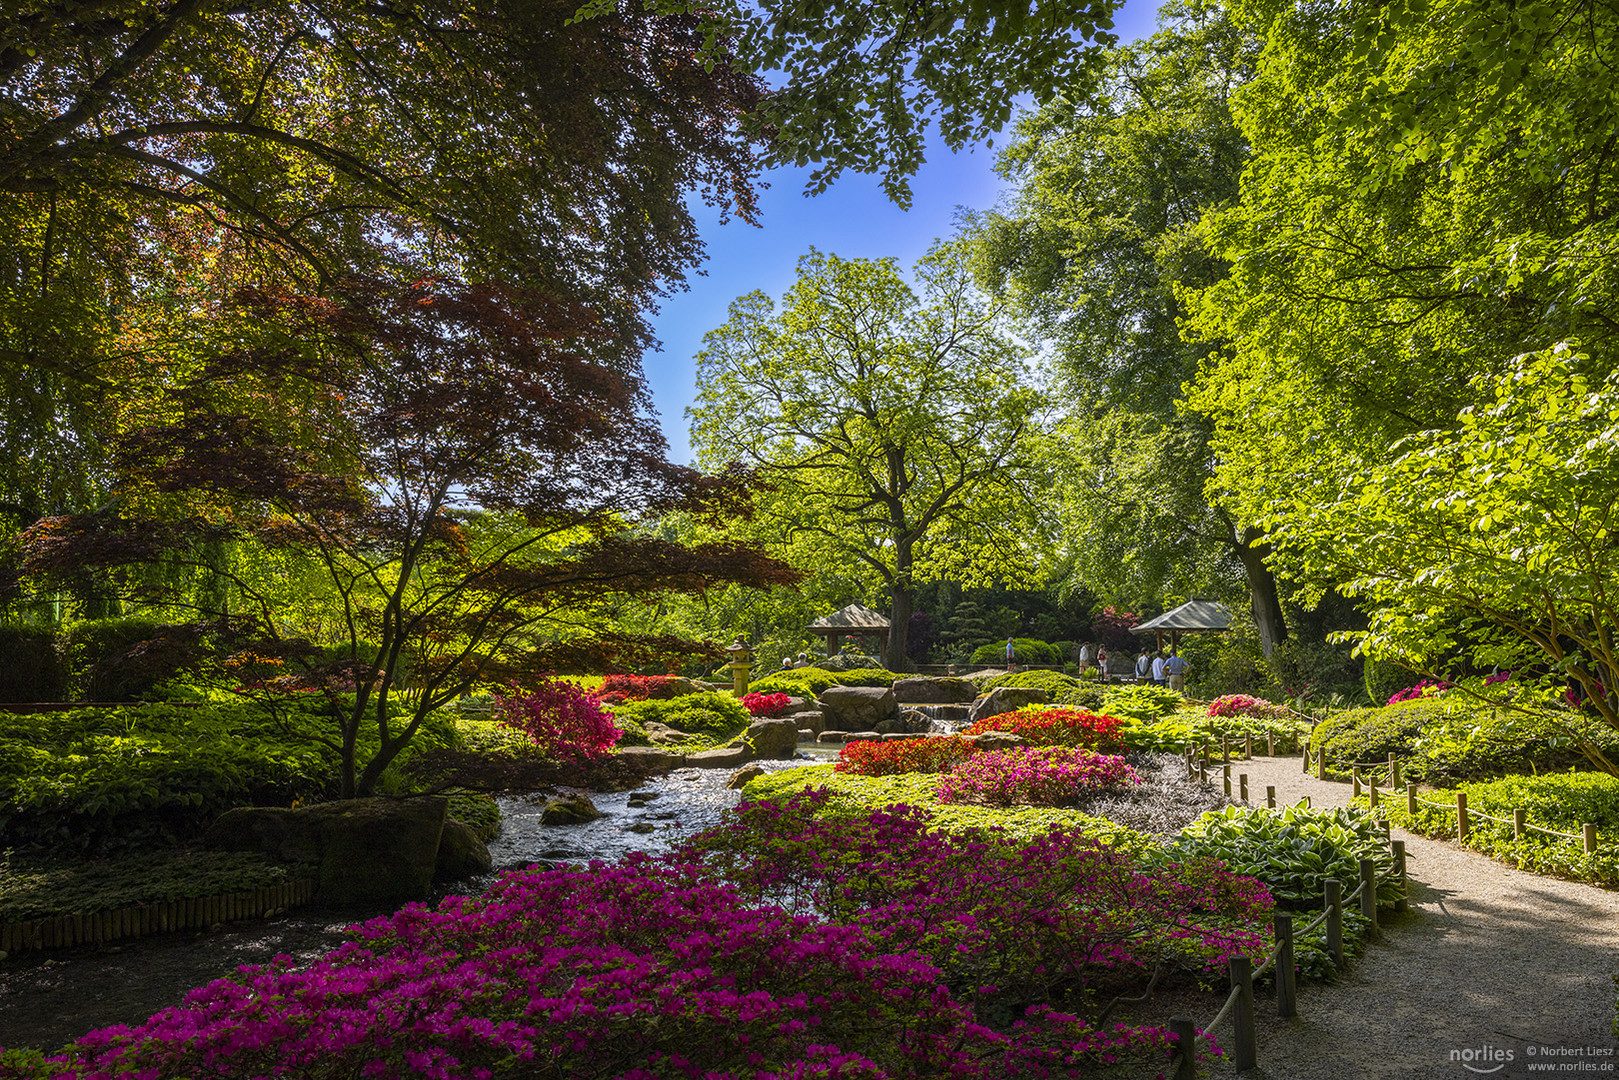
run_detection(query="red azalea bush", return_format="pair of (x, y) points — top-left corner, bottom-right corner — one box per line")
(741, 690), (793, 717)
(591, 673), (688, 705)
(937, 746), (1141, 807)
(1207, 694), (1292, 720)
(960, 707), (1126, 752)
(834, 735), (976, 776)
(495, 677), (621, 763)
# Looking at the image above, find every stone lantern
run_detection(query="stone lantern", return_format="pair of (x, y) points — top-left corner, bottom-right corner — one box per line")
(725, 637), (754, 698)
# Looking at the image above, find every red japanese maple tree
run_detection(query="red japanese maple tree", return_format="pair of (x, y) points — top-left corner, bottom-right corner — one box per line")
(23, 278), (797, 795)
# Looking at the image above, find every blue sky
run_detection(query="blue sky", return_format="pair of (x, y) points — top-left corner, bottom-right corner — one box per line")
(645, 0), (1163, 463)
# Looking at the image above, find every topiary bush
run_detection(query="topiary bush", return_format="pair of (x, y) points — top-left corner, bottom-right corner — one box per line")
(969, 637), (1061, 666)
(0, 623), (64, 703)
(747, 666), (894, 697)
(1312, 698), (1435, 771)
(607, 691), (751, 742)
(977, 669), (1102, 709)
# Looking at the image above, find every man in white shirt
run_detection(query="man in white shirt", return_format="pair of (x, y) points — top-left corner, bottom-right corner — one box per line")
(1151, 651), (1166, 685)
(1078, 642), (1091, 668)
(1135, 648), (1152, 682)
(1164, 651), (1189, 692)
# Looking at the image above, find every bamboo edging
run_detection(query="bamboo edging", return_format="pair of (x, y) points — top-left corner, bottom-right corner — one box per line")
(0, 877), (317, 957)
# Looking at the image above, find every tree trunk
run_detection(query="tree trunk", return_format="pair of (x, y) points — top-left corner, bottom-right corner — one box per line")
(885, 541), (914, 672)
(1235, 526), (1288, 658)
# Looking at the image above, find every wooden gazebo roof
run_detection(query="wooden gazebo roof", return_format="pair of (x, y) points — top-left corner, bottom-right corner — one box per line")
(1130, 599), (1230, 652)
(807, 604), (891, 657)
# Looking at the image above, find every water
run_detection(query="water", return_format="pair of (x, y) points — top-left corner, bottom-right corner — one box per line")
(0, 757), (821, 1052)
(905, 704), (973, 733)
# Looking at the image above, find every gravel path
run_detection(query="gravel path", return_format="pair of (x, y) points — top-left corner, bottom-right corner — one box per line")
(1187, 754), (1619, 1080)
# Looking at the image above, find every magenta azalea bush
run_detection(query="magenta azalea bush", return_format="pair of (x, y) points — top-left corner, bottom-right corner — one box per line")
(495, 677), (621, 763)
(1206, 694), (1291, 720)
(1387, 680), (1450, 705)
(2, 796), (1259, 1079)
(936, 746), (1141, 808)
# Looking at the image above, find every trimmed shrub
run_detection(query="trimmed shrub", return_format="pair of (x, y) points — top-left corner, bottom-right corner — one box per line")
(961, 707), (1127, 752)
(834, 735), (976, 777)
(607, 691), (751, 742)
(977, 669), (1102, 709)
(0, 624), (64, 703)
(748, 666), (895, 697)
(1207, 694), (1292, 720)
(589, 674), (696, 704)
(59, 618), (183, 701)
(970, 637), (1061, 666)
(937, 746), (1141, 807)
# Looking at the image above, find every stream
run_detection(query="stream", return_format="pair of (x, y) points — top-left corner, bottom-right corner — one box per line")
(0, 756), (822, 1052)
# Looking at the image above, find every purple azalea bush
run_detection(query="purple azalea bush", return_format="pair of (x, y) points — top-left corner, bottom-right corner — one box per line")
(3, 793), (1266, 1079)
(936, 746), (1141, 807)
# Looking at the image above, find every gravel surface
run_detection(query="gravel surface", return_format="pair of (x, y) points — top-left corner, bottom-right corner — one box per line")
(1187, 754), (1619, 1080)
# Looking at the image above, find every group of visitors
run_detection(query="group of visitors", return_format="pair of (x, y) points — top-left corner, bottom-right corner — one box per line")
(1003, 637), (1188, 690)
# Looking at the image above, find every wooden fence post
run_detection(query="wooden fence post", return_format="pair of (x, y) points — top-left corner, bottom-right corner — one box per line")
(1240, 774), (1249, 803)
(1456, 792), (1470, 841)
(1352, 767), (1362, 798)
(1301, 740), (1310, 773)
(1246, 733), (1254, 759)
(1585, 824), (1598, 853)
(1170, 1018), (1196, 1080)
(1199, 755), (1207, 784)
(1324, 879), (1343, 968)
(1389, 754), (1400, 788)
(1223, 764), (1232, 798)
(1392, 839), (1408, 913)
(1230, 956), (1257, 1070)
(1274, 913), (1297, 1018)
(1514, 808), (1526, 841)
(1317, 748), (1327, 781)
(1266, 785), (1276, 809)
(1360, 858), (1378, 935)
(1267, 731), (1276, 757)
(1222, 736), (1231, 764)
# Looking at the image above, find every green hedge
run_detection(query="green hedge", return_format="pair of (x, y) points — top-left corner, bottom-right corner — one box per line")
(0, 624), (64, 703)
(969, 638), (1061, 666)
(0, 699), (460, 854)
(0, 850), (302, 923)
(1380, 771), (1619, 886)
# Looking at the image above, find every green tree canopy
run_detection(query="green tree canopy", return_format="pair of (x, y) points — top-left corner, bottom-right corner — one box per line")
(688, 243), (1046, 670)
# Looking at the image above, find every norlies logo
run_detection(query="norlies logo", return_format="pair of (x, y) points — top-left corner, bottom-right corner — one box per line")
(1452, 1045), (1517, 1074)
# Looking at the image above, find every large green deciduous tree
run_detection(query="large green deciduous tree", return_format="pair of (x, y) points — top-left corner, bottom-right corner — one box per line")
(1183, 0), (1619, 687)
(969, 1), (1292, 651)
(688, 244), (1045, 671)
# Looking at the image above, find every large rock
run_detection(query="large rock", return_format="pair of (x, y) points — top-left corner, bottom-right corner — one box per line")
(728, 764), (768, 789)
(891, 676), (978, 705)
(818, 685), (897, 731)
(540, 793), (601, 825)
(968, 686), (1050, 724)
(967, 731), (1028, 752)
(745, 717), (799, 759)
(206, 798), (450, 907)
(613, 746), (686, 772)
(782, 710), (825, 736)
(435, 818), (493, 881)
(687, 746), (754, 768)
(662, 676), (707, 697)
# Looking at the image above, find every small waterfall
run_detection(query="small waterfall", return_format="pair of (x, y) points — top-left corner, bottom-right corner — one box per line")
(907, 703), (973, 734)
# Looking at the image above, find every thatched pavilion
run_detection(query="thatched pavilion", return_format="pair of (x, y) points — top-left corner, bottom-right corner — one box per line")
(807, 603), (891, 657)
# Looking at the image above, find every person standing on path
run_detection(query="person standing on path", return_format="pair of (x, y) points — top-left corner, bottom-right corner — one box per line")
(1005, 636), (1016, 672)
(1096, 648), (1109, 681)
(1164, 649), (1188, 693)
(1135, 648), (1152, 683)
(1151, 650), (1167, 686)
